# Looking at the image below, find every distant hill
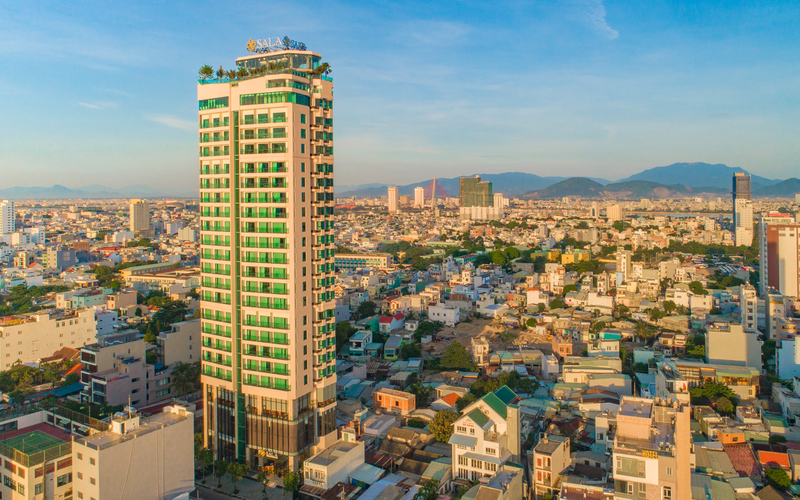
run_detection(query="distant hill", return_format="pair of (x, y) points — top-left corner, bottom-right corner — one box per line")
(336, 172), (610, 198)
(617, 162), (779, 189)
(0, 184), (196, 199)
(753, 178), (800, 198)
(524, 178), (729, 199)
(525, 178), (605, 199)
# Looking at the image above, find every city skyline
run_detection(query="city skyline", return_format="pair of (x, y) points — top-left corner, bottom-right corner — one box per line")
(1, 0), (798, 189)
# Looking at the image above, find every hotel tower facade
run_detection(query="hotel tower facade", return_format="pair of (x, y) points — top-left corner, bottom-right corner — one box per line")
(198, 43), (337, 471)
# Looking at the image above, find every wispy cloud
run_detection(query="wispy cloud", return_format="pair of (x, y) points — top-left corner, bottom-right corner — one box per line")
(77, 101), (117, 110)
(565, 0), (619, 39)
(147, 114), (195, 131)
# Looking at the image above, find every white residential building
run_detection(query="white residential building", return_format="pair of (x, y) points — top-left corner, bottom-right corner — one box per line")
(449, 386), (521, 482)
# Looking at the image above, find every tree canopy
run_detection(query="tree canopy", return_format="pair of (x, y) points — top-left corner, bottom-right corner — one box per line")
(440, 343), (476, 371)
(429, 410), (458, 443)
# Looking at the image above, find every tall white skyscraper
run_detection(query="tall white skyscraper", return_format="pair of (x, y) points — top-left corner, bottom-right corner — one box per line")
(129, 199), (150, 233)
(0, 200), (14, 235)
(198, 41), (338, 470)
(414, 186), (425, 207)
(388, 186), (398, 213)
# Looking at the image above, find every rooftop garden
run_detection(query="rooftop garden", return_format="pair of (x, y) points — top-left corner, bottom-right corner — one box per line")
(198, 61), (331, 84)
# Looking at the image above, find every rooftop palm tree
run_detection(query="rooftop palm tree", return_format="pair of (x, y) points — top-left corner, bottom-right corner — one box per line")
(198, 65), (214, 81)
(216, 65), (225, 80)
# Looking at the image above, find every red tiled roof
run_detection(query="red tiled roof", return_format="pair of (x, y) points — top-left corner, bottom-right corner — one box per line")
(724, 443), (760, 477)
(441, 393), (460, 407)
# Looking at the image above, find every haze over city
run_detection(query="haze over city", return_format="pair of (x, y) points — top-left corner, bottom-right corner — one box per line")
(1, 2), (800, 500)
(1, 0), (798, 190)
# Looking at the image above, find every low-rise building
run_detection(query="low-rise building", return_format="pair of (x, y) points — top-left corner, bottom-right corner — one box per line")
(532, 434), (570, 498)
(302, 440), (365, 491)
(372, 388), (416, 416)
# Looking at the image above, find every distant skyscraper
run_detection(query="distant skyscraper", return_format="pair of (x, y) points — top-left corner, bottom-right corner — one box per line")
(493, 193), (504, 211)
(607, 203), (623, 222)
(734, 198), (754, 246)
(0, 200), (14, 236)
(129, 200), (150, 233)
(388, 186), (399, 213)
(197, 43), (337, 469)
(414, 186), (425, 207)
(732, 171), (751, 232)
(590, 202), (599, 219)
(760, 219), (800, 301)
(459, 175), (499, 220)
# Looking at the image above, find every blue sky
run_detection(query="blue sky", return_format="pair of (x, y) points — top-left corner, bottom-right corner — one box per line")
(0, 0), (798, 191)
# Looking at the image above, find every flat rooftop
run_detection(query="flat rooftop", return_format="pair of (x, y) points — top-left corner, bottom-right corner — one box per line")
(307, 441), (359, 467)
(619, 398), (653, 419)
(74, 409), (189, 451)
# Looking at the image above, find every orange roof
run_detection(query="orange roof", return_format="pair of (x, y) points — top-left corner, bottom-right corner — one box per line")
(64, 364), (82, 377)
(441, 393), (460, 407)
(758, 450), (790, 469)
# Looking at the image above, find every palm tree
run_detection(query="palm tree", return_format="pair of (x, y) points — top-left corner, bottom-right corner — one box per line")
(237, 67), (249, 79)
(226, 69), (238, 81)
(170, 362), (195, 397)
(216, 65), (225, 80)
(198, 65), (214, 81)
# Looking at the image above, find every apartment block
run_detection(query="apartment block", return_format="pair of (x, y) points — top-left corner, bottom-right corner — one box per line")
(612, 396), (691, 500)
(72, 406), (194, 500)
(129, 199), (150, 233)
(334, 253), (393, 271)
(0, 308), (97, 370)
(199, 43), (338, 470)
(0, 200), (14, 235)
(704, 321), (762, 368)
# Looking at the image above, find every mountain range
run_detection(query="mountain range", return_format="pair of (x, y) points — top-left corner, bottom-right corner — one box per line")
(0, 184), (198, 200)
(338, 163), (798, 199)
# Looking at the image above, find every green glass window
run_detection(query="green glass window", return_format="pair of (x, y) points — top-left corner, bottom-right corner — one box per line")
(199, 97), (229, 110)
(239, 92), (310, 106)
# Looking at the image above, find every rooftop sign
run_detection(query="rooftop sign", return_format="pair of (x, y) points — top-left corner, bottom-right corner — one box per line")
(247, 37), (307, 54)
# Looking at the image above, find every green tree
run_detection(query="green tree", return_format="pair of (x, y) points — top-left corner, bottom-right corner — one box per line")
(283, 471), (300, 500)
(765, 467), (791, 490)
(429, 410), (458, 442)
(214, 459), (228, 487)
(413, 480), (439, 500)
(716, 396), (734, 415)
(196, 447), (213, 484)
(663, 300), (676, 314)
(171, 362), (200, 396)
(400, 343), (422, 360)
(688, 281), (708, 295)
(227, 462), (248, 495)
(549, 298), (567, 309)
(456, 394), (477, 412)
(407, 382), (432, 406)
(257, 468), (270, 499)
(441, 343), (475, 371)
(537, 303), (546, 313)
(356, 301), (377, 319)
(335, 321), (355, 351)
(198, 64), (214, 80)
(562, 284), (578, 296)
(526, 318), (538, 328)
(407, 418), (426, 428)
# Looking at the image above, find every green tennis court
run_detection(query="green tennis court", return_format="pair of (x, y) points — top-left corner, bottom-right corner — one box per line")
(1, 430), (64, 454)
